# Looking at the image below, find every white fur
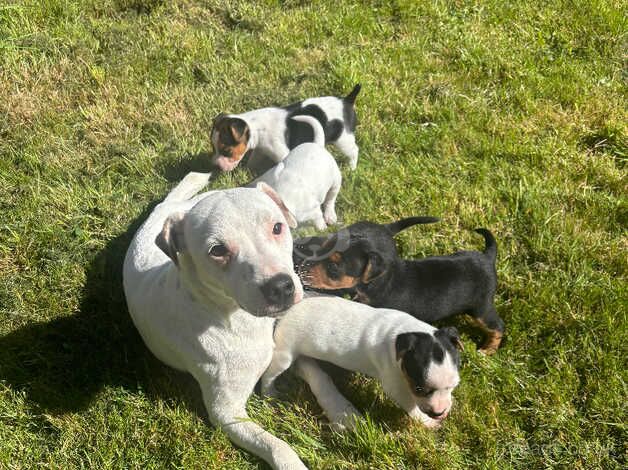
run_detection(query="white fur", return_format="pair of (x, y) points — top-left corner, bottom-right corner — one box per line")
(261, 296), (460, 428)
(123, 173), (361, 469)
(213, 95), (359, 170)
(251, 140), (342, 230)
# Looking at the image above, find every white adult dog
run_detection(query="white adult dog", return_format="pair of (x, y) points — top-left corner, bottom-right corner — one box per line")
(123, 173), (359, 470)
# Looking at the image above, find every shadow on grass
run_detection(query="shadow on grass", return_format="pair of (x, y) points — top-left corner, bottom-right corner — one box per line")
(0, 201), (205, 417)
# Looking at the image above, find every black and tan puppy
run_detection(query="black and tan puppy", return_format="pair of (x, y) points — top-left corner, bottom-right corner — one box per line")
(293, 218), (505, 354)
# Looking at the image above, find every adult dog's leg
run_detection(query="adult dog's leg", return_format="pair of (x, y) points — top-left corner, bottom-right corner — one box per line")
(199, 379), (307, 470)
(295, 357), (362, 431)
(163, 172), (212, 202)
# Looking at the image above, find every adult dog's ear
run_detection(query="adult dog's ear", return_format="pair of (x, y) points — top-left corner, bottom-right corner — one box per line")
(361, 250), (387, 283)
(385, 216), (440, 235)
(155, 212), (186, 267)
(256, 182), (297, 228)
(395, 332), (418, 361)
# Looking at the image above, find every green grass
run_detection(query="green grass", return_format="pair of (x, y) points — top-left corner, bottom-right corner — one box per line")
(0, 0), (626, 468)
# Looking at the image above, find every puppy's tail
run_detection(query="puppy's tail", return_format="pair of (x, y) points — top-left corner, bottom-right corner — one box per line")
(290, 115), (325, 147)
(385, 216), (440, 235)
(474, 228), (497, 262)
(344, 84), (362, 104)
(163, 172), (212, 202)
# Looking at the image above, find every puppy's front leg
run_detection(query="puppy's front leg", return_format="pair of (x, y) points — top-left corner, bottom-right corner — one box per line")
(295, 357), (362, 432)
(199, 378), (307, 470)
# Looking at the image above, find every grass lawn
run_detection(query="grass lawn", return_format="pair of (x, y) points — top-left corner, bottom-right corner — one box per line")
(0, 0), (626, 468)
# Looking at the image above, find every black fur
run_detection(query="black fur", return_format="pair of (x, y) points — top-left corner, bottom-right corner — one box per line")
(294, 218), (505, 351)
(342, 84), (361, 133)
(282, 84), (361, 147)
(284, 103), (343, 148)
(285, 115), (315, 150)
(395, 327), (461, 393)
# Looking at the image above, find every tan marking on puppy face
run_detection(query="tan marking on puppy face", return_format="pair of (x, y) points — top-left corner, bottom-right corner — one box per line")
(300, 262), (360, 290)
(211, 117), (250, 170)
(329, 252), (342, 263)
(473, 318), (503, 355)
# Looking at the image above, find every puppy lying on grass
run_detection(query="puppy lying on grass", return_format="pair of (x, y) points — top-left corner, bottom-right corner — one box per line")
(294, 218), (505, 354)
(261, 295), (462, 429)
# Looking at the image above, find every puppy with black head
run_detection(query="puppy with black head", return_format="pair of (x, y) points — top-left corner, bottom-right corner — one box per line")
(260, 295), (463, 428)
(294, 218), (505, 354)
(211, 85), (361, 172)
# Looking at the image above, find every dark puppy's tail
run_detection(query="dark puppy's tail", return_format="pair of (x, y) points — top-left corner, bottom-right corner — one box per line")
(385, 216), (440, 235)
(344, 84), (362, 104)
(474, 228), (497, 262)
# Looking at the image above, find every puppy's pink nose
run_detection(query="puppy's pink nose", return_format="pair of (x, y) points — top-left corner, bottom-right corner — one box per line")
(427, 409), (447, 419)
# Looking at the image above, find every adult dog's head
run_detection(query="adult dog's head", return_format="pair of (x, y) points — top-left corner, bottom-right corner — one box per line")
(293, 217), (439, 293)
(156, 183), (303, 316)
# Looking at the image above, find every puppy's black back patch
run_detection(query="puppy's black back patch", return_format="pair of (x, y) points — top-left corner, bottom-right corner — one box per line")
(285, 117), (315, 150)
(286, 104), (343, 146)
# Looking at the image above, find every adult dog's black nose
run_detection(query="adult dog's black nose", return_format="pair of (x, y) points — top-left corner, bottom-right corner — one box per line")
(261, 274), (295, 307)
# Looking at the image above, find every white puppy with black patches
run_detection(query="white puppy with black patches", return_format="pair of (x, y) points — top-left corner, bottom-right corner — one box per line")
(250, 119), (342, 230)
(124, 173), (361, 470)
(211, 84), (361, 171)
(261, 296), (463, 428)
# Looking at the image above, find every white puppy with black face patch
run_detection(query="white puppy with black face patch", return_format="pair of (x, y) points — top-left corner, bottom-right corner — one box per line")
(261, 296), (463, 428)
(123, 173), (361, 470)
(211, 85), (361, 171)
(250, 130), (342, 230)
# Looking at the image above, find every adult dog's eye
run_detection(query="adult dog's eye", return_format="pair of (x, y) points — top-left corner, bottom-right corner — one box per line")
(209, 244), (228, 257)
(273, 222), (282, 235)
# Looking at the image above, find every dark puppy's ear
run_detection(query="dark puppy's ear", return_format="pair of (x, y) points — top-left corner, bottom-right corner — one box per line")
(256, 182), (297, 228)
(385, 216), (440, 236)
(361, 251), (386, 283)
(229, 117), (249, 142)
(436, 326), (464, 351)
(212, 113), (227, 126)
(395, 332), (418, 362)
(155, 211), (186, 267)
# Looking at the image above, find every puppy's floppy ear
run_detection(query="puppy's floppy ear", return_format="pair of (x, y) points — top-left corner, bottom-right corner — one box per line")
(395, 332), (418, 362)
(155, 211), (186, 267)
(256, 182), (297, 228)
(361, 250), (386, 283)
(436, 326), (464, 351)
(212, 113), (227, 126)
(384, 216), (440, 235)
(229, 117), (249, 142)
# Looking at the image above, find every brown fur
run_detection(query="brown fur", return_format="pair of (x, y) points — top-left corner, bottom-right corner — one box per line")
(303, 263), (359, 290)
(473, 318), (503, 355)
(212, 116), (250, 163)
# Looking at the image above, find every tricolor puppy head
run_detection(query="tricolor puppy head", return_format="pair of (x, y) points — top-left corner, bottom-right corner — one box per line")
(211, 114), (251, 171)
(294, 217), (439, 291)
(395, 326), (462, 421)
(156, 183), (303, 316)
